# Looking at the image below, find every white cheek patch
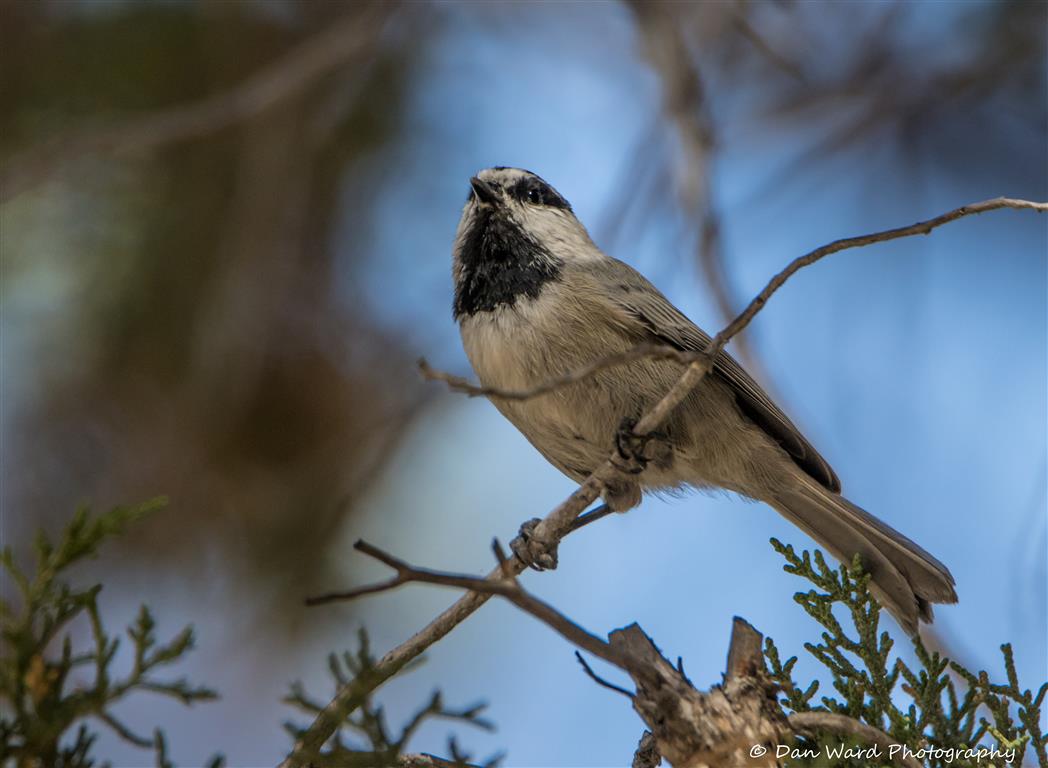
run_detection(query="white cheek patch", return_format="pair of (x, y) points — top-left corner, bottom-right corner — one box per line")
(520, 208), (599, 264)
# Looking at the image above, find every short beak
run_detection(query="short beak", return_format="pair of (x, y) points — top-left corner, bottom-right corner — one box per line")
(470, 177), (499, 206)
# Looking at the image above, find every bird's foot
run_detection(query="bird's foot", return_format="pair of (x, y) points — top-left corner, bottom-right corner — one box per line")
(510, 518), (558, 571)
(613, 417), (670, 475)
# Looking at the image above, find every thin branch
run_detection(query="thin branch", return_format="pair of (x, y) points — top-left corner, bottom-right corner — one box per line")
(305, 575), (407, 604)
(307, 541), (944, 768)
(788, 712), (923, 768)
(308, 540), (629, 672)
(418, 344), (699, 400)
(310, 541), (927, 768)
(285, 567), (520, 766)
(730, 9), (807, 83)
(712, 197), (1047, 350)
(421, 197), (1046, 404)
(628, 1), (772, 375)
(284, 196), (1046, 766)
(0, 6), (392, 202)
(574, 651), (634, 699)
(568, 503), (614, 532)
(490, 539), (517, 581)
(96, 710), (152, 749)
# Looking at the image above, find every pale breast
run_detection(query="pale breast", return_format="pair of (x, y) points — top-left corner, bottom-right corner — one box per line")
(460, 286), (573, 389)
(458, 285), (627, 478)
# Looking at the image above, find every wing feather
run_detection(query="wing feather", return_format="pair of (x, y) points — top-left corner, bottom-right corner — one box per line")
(591, 258), (841, 492)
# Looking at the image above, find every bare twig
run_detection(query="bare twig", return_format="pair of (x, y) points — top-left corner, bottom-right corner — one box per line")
(789, 712), (923, 768)
(422, 197), (1047, 404)
(418, 344), (698, 400)
(628, 1), (770, 375)
(308, 540), (628, 671)
(307, 538), (934, 768)
(730, 9), (807, 83)
(285, 196), (1045, 766)
(285, 567), (520, 766)
(0, 6), (392, 202)
(568, 503), (614, 532)
(97, 710), (152, 749)
(574, 651), (634, 699)
(712, 197), (1047, 349)
(676, 656), (690, 685)
(310, 541), (790, 765)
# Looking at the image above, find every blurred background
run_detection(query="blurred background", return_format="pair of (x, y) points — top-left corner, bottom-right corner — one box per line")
(1, 0), (1045, 765)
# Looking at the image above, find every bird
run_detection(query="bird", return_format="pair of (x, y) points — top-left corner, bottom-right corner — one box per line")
(450, 166), (956, 635)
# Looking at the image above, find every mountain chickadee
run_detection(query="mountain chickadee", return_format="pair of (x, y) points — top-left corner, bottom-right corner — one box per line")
(451, 166), (957, 635)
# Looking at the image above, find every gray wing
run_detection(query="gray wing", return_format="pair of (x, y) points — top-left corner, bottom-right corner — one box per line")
(595, 258), (841, 493)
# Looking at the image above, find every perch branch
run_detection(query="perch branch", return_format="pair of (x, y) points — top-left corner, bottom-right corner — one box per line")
(284, 196), (1045, 766)
(303, 540), (944, 768)
(713, 197), (1046, 349)
(423, 197), (1047, 404)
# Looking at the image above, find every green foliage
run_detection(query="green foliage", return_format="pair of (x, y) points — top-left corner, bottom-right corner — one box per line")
(765, 539), (1047, 768)
(0, 501), (222, 768)
(284, 628), (500, 768)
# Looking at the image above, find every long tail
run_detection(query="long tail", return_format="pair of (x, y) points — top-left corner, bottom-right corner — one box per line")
(769, 472), (957, 635)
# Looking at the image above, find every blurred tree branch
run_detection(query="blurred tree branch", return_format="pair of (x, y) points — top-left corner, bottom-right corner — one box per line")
(0, 4), (392, 202)
(626, 1), (752, 370)
(1, 0), (434, 621)
(605, 0), (1045, 400)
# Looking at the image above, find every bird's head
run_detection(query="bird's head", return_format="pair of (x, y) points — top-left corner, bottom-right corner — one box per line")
(451, 168), (595, 319)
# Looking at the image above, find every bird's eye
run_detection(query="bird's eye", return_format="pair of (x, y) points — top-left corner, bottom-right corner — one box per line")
(526, 188), (541, 204)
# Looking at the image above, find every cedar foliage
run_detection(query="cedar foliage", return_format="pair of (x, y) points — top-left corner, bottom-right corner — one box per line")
(765, 539), (1046, 767)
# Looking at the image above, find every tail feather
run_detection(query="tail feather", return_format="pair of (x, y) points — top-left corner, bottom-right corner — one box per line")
(770, 473), (957, 636)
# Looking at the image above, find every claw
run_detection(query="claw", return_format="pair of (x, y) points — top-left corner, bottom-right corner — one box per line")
(510, 518), (558, 571)
(613, 417), (668, 475)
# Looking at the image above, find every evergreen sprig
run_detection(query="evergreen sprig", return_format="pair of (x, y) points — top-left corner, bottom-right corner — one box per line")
(0, 501), (222, 768)
(284, 628), (501, 767)
(766, 538), (1046, 768)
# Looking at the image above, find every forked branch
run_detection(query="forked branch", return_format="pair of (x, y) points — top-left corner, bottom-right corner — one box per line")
(307, 544), (921, 768)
